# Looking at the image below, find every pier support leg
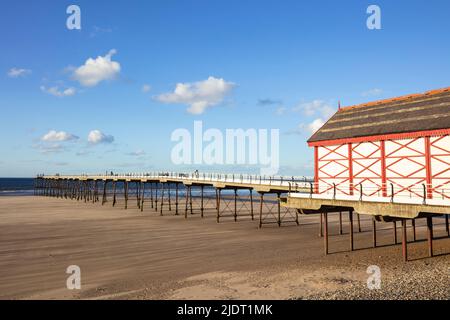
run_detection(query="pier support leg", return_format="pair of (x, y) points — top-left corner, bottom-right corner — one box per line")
(259, 193), (264, 228)
(185, 185), (190, 219)
(277, 193), (281, 227)
(200, 185), (204, 218)
(339, 211), (343, 235)
(137, 182), (141, 209)
(189, 186), (193, 215)
(412, 219), (416, 242)
(112, 181), (117, 207)
(150, 183), (154, 209)
(250, 189), (254, 221)
(154, 183), (158, 212)
(160, 183), (164, 216)
(319, 213), (323, 237)
(102, 180), (108, 205)
(357, 213), (361, 232)
(402, 219), (408, 262)
(168, 183), (172, 211)
(324, 211), (329, 255)
(234, 188), (238, 222)
(216, 188), (221, 223)
(372, 217), (377, 248)
(124, 181), (128, 210)
(175, 183), (179, 215)
(349, 210), (354, 251)
(446, 215), (449, 237)
(427, 217), (433, 257)
(393, 221), (398, 244)
(141, 182), (145, 212)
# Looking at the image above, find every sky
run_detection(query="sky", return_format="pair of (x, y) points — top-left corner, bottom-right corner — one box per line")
(1, 0), (450, 177)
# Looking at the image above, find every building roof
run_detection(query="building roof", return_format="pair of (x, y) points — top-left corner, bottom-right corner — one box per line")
(308, 87), (450, 145)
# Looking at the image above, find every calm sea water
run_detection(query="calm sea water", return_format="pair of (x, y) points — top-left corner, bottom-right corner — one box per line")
(0, 178), (35, 196)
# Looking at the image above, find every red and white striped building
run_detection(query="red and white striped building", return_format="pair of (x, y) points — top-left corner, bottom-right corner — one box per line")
(308, 87), (450, 201)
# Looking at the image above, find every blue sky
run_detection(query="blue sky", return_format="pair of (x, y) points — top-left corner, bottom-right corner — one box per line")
(1, 0), (449, 177)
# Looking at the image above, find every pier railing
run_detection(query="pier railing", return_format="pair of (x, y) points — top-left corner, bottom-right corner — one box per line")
(37, 172), (314, 189)
(287, 181), (450, 206)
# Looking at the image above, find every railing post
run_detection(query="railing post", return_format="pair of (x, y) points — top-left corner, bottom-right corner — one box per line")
(422, 184), (426, 205)
(359, 183), (363, 201)
(332, 183), (336, 200)
(390, 183), (394, 203)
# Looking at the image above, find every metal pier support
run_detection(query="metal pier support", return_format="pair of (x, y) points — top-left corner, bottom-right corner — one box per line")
(349, 210), (354, 251)
(112, 181), (117, 207)
(393, 221), (398, 244)
(324, 211), (329, 255)
(372, 217), (377, 248)
(140, 182), (145, 212)
(427, 217), (433, 257)
(216, 188), (221, 223)
(402, 219), (408, 262)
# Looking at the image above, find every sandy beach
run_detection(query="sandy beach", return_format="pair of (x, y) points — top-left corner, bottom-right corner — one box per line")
(0, 195), (448, 300)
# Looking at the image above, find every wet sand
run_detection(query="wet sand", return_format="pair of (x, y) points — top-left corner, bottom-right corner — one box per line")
(0, 196), (448, 300)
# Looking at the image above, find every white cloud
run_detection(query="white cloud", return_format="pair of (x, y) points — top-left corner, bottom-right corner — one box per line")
(88, 130), (114, 144)
(8, 67), (31, 78)
(308, 118), (325, 134)
(41, 130), (79, 142)
(362, 88), (383, 97)
(293, 100), (335, 119)
(72, 49), (120, 87)
(155, 76), (235, 114)
(40, 85), (76, 97)
(142, 84), (151, 93)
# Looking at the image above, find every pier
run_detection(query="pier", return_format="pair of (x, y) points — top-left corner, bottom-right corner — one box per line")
(34, 172), (449, 262)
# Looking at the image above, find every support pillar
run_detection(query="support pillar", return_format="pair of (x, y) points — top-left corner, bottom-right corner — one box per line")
(249, 189), (254, 221)
(234, 188), (238, 222)
(339, 211), (343, 235)
(160, 183), (164, 216)
(141, 182), (145, 212)
(102, 180), (108, 205)
(175, 183), (179, 215)
(372, 217), (377, 248)
(319, 213), (323, 237)
(349, 210), (354, 251)
(200, 185), (204, 218)
(446, 215), (449, 237)
(185, 185), (190, 219)
(124, 181), (128, 209)
(112, 181), (117, 207)
(393, 221), (398, 244)
(324, 211), (329, 255)
(259, 193), (264, 228)
(277, 192), (281, 227)
(216, 188), (221, 223)
(427, 217), (433, 257)
(401, 219), (408, 262)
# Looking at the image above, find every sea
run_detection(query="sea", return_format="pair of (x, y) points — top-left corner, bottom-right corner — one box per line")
(0, 178), (35, 196)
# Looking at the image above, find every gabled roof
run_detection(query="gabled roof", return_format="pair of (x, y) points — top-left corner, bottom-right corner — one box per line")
(308, 87), (450, 145)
